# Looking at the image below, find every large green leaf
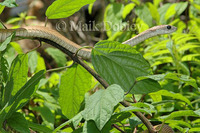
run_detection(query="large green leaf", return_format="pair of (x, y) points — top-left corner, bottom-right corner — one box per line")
(46, 0), (95, 19)
(59, 64), (92, 119)
(82, 84), (124, 130)
(0, 70), (45, 127)
(3, 54), (28, 106)
(92, 41), (160, 94)
(7, 112), (29, 133)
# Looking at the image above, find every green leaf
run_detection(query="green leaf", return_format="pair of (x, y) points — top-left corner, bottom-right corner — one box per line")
(46, 0), (95, 19)
(83, 120), (100, 133)
(135, 4), (153, 27)
(165, 120), (191, 128)
(92, 41), (160, 94)
(7, 112), (29, 133)
(165, 2), (188, 20)
(147, 2), (160, 23)
(153, 0), (162, 7)
(189, 128), (200, 132)
(0, 33), (15, 51)
(150, 90), (192, 106)
(36, 91), (57, 104)
(28, 51), (38, 73)
(0, 70), (45, 126)
(59, 64), (92, 119)
(160, 110), (200, 120)
(32, 106), (55, 127)
(104, 3), (125, 37)
(36, 53), (46, 72)
(88, 3), (94, 15)
(53, 111), (84, 133)
(0, 55), (9, 82)
(132, 79), (161, 94)
(6, 17), (21, 24)
(137, 73), (198, 89)
(131, 0), (140, 5)
(82, 84), (124, 130)
(165, 4), (176, 20)
(10, 42), (23, 54)
(72, 112), (83, 128)
(0, 5), (5, 14)
(49, 73), (60, 87)
(158, 3), (172, 24)
(0, 0), (17, 8)
(45, 47), (67, 67)
(175, 2), (188, 16)
(122, 3), (135, 19)
(112, 112), (132, 123)
(28, 121), (53, 133)
(3, 54), (28, 106)
(121, 106), (151, 115)
(83, 119), (111, 133)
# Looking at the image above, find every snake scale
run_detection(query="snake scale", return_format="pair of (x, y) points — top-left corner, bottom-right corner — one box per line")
(0, 25), (177, 133)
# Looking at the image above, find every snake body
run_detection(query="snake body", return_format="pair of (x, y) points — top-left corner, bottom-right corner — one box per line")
(0, 25), (176, 59)
(142, 124), (175, 133)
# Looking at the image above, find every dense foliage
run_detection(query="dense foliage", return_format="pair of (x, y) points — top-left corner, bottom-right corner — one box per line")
(1, 0), (200, 132)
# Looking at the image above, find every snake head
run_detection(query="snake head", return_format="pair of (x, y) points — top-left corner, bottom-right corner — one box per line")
(150, 25), (177, 35)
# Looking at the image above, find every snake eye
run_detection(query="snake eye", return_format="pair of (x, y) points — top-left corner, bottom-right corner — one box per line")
(167, 25), (171, 29)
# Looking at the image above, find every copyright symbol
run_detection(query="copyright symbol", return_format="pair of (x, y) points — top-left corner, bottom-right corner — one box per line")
(56, 20), (67, 31)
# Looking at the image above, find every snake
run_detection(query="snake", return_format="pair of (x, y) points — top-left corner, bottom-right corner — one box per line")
(142, 124), (175, 133)
(0, 25), (176, 133)
(0, 25), (176, 59)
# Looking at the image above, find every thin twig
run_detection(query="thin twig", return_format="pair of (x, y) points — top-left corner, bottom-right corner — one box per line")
(112, 124), (125, 133)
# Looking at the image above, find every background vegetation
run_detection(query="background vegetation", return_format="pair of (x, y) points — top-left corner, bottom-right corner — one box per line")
(1, 0), (200, 132)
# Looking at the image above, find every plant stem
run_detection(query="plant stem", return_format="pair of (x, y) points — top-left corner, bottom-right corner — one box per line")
(112, 124), (125, 133)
